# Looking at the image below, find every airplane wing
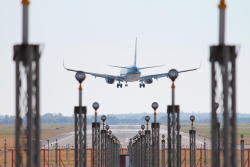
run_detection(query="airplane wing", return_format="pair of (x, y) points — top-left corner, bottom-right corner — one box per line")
(178, 67), (199, 73)
(86, 71), (125, 81)
(140, 73), (169, 80)
(64, 64), (125, 82)
(140, 66), (200, 81)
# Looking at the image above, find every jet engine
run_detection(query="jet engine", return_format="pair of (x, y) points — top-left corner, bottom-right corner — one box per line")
(105, 78), (115, 84)
(145, 78), (153, 84)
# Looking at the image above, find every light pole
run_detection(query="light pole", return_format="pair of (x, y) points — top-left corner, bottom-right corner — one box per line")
(100, 115), (107, 167)
(141, 125), (146, 167)
(14, 0), (42, 166)
(152, 102), (159, 123)
(145, 115), (151, 167)
(189, 115), (196, 167)
(151, 102), (160, 167)
(167, 68), (193, 167)
(210, 0), (238, 166)
(93, 102), (100, 122)
(105, 125), (110, 167)
(74, 71), (87, 167)
(92, 102), (100, 167)
(145, 116), (150, 130)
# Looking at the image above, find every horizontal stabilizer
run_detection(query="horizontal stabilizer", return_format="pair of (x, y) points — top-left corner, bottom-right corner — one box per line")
(108, 65), (132, 70)
(138, 65), (165, 70)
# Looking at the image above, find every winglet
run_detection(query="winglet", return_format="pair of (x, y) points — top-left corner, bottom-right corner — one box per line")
(134, 37), (138, 66)
(63, 58), (66, 69)
(178, 61), (201, 74)
(63, 59), (79, 73)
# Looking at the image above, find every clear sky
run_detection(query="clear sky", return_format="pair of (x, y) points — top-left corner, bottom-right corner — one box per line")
(0, 0), (249, 116)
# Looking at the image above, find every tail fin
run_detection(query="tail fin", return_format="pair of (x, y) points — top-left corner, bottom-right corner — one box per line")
(134, 37), (137, 66)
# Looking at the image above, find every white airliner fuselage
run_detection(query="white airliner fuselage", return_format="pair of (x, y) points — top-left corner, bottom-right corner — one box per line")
(120, 66), (141, 82)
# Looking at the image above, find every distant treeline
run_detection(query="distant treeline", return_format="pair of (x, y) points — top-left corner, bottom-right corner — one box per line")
(1, 112), (250, 125)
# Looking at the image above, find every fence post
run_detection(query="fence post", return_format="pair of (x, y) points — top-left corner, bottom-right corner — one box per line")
(4, 138), (7, 167)
(43, 147), (46, 167)
(55, 139), (58, 167)
(200, 147), (202, 167)
(184, 148), (187, 167)
(204, 138), (207, 167)
(59, 148), (61, 167)
(12, 149), (14, 167)
(248, 149), (250, 167)
(240, 134), (244, 167)
(47, 140), (50, 167)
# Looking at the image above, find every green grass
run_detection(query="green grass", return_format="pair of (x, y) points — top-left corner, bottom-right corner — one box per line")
(181, 123), (250, 145)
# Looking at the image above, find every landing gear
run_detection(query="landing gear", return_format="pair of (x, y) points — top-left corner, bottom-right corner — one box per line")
(139, 83), (145, 88)
(125, 83), (128, 87)
(117, 82), (123, 88)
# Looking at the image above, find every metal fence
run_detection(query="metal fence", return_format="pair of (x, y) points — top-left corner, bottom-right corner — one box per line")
(1, 148), (250, 167)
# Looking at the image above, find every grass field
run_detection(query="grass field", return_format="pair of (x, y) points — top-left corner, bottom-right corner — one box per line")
(181, 123), (250, 145)
(0, 123), (249, 149)
(0, 124), (74, 149)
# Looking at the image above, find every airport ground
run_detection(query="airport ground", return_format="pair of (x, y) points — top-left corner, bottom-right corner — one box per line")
(0, 123), (249, 149)
(0, 124), (249, 166)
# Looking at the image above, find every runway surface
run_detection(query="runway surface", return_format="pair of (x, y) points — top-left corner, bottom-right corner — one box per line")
(40, 125), (211, 148)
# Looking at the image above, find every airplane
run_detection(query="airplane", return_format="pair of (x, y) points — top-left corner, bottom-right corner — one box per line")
(64, 38), (199, 88)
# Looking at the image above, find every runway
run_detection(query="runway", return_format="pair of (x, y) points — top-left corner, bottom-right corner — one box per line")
(40, 125), (211, 149)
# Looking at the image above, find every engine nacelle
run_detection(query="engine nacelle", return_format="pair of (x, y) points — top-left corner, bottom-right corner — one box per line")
(105, 78), (115, 84)
(145, 78), (153, 84)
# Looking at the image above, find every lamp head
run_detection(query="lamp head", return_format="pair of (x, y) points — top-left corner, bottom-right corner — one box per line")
(101, 115), (107, 122)
(92, 102), (100, 111)
(105, 125), (110, 130)
(190, 115), (195, 122)
(168, 69), (178, 81)
(145, 115), (150, 122)
(75, 71), (86, 83)
(151, 102), (159, 110)
(141, 125), (145, 130)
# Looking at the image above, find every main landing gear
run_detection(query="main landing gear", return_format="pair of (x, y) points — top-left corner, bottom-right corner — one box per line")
(139, 82), (145, 88)
(117, 82), (122, 88)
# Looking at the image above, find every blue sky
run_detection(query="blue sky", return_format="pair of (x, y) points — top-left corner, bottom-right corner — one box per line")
(0, 0), (249, 116)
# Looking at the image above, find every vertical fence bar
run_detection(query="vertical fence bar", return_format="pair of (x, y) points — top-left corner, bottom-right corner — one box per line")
(55, 140), (58, 167)
(43, 148), (46, 167)
(47, 140), (50, 167)
(200, 147), (202, 167)
(161, 135), (166, 167)
(248, 149), (250, 167)
(240, 135), (244, 167)
(4, 139), (7, 167)
(204, 139), (207, 167)
(12, 149), (14, 167)
(184, 148), (187, 167)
